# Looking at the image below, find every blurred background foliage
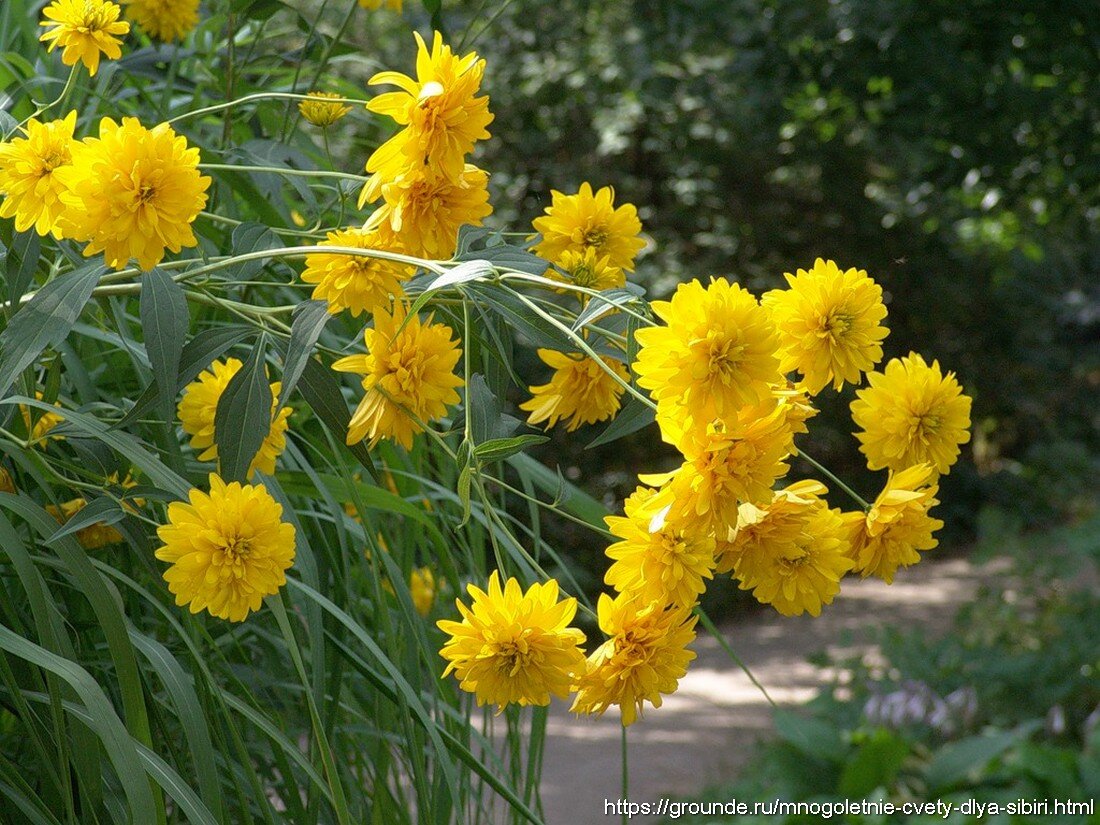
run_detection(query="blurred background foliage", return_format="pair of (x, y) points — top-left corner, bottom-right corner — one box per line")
(346, 0), (1100, 550)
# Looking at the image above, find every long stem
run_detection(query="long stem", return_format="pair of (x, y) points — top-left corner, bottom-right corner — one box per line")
(798, 448), (870, 510)
(167, 92), (371, 125)
(694, 606), (776, 708)
(198, 163), (367, 184)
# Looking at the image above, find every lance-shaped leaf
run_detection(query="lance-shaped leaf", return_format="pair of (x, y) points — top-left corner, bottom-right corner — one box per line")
(213, 342), (271, 484)
(139, 267), (189, 417)
(278, 300), (329, 411)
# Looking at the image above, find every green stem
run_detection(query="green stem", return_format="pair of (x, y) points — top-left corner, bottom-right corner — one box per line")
(167, 92), (371, 125)
(798, 448), (870, 510)
(694, 606), (777, 708)
(198, 162), (367, 184)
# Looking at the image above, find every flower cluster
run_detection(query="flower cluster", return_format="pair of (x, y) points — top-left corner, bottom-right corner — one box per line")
(439, 255), (971, 726)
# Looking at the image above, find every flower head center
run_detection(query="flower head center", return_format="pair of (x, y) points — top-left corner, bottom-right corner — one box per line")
(78, 2), (116, 31)
(583, 227), (609, 249)
(570, 262), (596, 287)
(220, 535), (253, 563)
(819, 311), (853, 340)
(694, 330), (744, 380)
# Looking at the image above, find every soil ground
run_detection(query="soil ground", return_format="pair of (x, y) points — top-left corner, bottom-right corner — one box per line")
(538, 556), (991, 824)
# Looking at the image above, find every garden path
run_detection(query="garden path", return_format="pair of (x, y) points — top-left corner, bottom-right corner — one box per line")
(538, 556), (990, 824)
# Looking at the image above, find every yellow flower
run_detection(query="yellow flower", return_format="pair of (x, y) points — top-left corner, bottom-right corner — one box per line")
(56, 117), (210, 271)
(531, 183), (645, 272)
(437, 571), (586, 710)
(723, 483), (853, 617)
(604, 486), (716, 609)
(551, 247), (625, 294)
(762, 258), (889, 395)
(39, 0), (129, 76)
(301, 226), (412, 317)
(647, 406), (794, 534)
(850, 352), (972, 476)
(0, 111), (78, 237)
(409, 567), (435, 617)
(570, 593), (697, 726)
(46, 497), (125, 549)
(845, 463), (943, 584)
(122, 0), (199, 42)
(298, 91), (352, 127)
(177, 358), (293, 480)
(366, 31), (493, 180)
(358, 0), (402, 10)
(332, 302), (463, 450)
(21, 392), (66, 446)
(519, 350), (629, 433)
(155, 474), (296, 622)
(635, 278), (780, 439)
(361, 163), (492, 260)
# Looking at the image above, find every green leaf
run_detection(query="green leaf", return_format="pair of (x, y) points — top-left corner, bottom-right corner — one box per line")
(279, 300), (329, 411)
(466, 282), (575, 351)
(505, 452), (609, 529)
(213, 342), (272, 483)
(139, 267), (189, 417)
(0, 262), (104, 399)
(474, 435), (550, 463)
(838, 728), (910, 797)
(586, 398), (654, 448)
(426, 259), (494, 291)
(45, 496), (124, 545)
(458, 244), (547, 276)
(773, 709), (846, 762)
(229, 221), (283, 280)
(4, 229), (40, 303)
(465, 373), (518, 443)
(924, 722), (1040, 792)
(294, 355), (379, 481)
(571, 286), (646, 332)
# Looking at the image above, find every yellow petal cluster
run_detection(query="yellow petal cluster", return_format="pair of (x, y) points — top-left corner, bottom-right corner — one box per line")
(333, 303), (463, 450)
(155, 474), (296, 622)
(851, 352), (972, 476)
(551, 247), (625, 294)
(358, 0), (402, 9)
(301, 226), (412, 317)
(519, 350), (629, 433)
(56, 117), (210, 271)
(39, 0), (129, 76)
(123, 0), (200, 42)
(298, 91), (352, 128)
(762, 258), (889, 395)
(532, 183), (645, 273)
(177, 358), (293, 479)
(571, 593), (697, 726)
(437, 571), (586, 710)
(0, 112), (78, 237)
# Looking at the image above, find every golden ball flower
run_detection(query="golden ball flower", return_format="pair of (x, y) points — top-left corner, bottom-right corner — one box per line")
(845, 463), (943, 584)
(301, 226), (412, 317)
(603, 486), (716, 609)
(519, 349), (629, 433)
(360, 163), (492, 260)
(39, 0), (129, 77)
(298, 91), (352, 128)
(332, 302), (464, 450)
(437, 571), (587, 710)
(850, 352), (972, 477)
(0, 111), (78, 238)
(762, 258), (889, 395)
(366, 31), (493, 181)
(531, 182), (645, 272)
(56, 117), (210, 271)
(723, 482), (853, 617)
(155, 474), (296, 622)
(570, 592), (697, 727)
(635, 278), (781, 439)
(551, 247), (626, 295)
(122, 0), (200, 42)
(177, 358), (293, 480)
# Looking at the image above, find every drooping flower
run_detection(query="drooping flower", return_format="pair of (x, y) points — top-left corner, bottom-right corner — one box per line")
(360, 163), (492, 260)
(437, 571), (587, 710)
(519, 350), (629, 433)
(301, 226), (412, 317)
(298, 91), (352, 127)
(0, 111), (78, 237)
(531, 183), (645, 272)
(39, 0), (130, 76)
(56, 117), (210, 271)
(155, 474), (296, 621)
(850, 352), (972, 476)
(571, 593), (697, 726)
(177, 358), (293, 479)
(762, 258), (889, 395)
(845, 463), (943, 584)
(635, 278), (781, 439)
(721, 482), (853, 617)
(366, 31), (493, 180)
(646, 406), (794, 533)
(122, 0), (200, 42)
(46, 497), (125, 549)
(603, 486), (716, 609)
(551, 247), (625, 295)
(332, 302), (463, 450)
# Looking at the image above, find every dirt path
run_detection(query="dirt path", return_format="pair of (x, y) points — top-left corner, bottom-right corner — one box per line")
(538, 556), (990, 824)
